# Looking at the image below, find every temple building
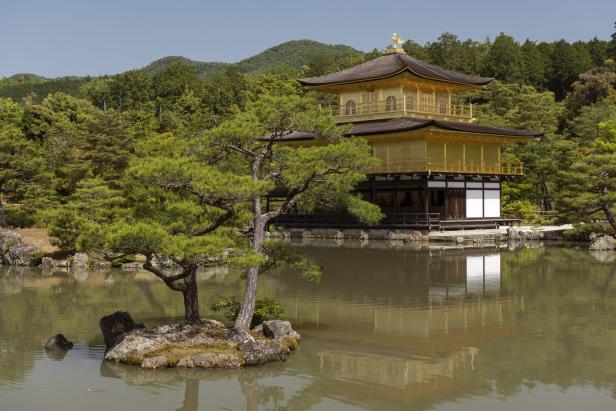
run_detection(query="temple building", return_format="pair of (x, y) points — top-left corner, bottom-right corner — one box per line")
(273, 35), (544, 230)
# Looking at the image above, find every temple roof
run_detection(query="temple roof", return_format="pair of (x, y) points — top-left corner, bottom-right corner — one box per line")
(349, 118), (545, 137)
(265, 118), (544, 142)
(298, 52), (493, 87)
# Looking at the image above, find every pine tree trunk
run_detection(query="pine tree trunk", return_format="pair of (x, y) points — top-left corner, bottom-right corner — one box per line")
(602, 201), (616, 231)
(0, 193), (7, 228)
(182, 266), (201, 325)
(538, 171), (553, 211)
(234, 216), (265, 330)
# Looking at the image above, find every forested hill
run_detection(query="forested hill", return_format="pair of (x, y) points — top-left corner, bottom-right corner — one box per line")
(0, 39), (364, 101)
(1, 33), (614, 103)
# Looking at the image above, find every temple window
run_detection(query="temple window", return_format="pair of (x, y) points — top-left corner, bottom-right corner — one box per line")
(405, 95), (415, 110)
(438, 100), (447, 114)
(345, 100), (357, 115)
(385, 95), (397, 111)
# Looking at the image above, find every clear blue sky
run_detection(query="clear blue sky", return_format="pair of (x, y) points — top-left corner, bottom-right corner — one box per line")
(1, 0), (614, 78)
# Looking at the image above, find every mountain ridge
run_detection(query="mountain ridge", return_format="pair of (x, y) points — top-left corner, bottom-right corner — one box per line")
(0, 40), (365, 101)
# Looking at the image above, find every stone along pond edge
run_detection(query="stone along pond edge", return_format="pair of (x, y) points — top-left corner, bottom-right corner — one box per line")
(2, 226), (616, 269)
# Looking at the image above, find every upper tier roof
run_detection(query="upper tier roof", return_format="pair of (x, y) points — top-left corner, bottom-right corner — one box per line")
(260, 118), (544, 142)
(298, 52), (493, 87)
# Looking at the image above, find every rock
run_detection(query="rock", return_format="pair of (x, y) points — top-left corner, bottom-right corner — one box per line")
(1, 231), (39, 266)
(40, 257), (55, 269)
(151, 255), (179, 268)
(252, 324), (264, 334)
(507, 227), (521, 241)
(99, 311), (142, 349)
(386, 230), (427, 242)
(44, 334), (74, 351)
(201, 318), (226, 329)
(590, 235), (616, 251)
(4, 244), (38, 266)
(56, 260), (69, 268)
(309, 229), (344, 239)
(121, 262), (143, 270)
(262, 320), (301, 343)
(0, 230), (22, 251)
(226, 328), (256, 346)
(72, 253), (89, 269)
(141, 355), (169, 369)
(520, 230), (544, 241)
(104, 334), (159, 362)
(177, 352), (243, 368)
(239, 339), (290, 365)
(342, 229), (369, 240)
(92, 260), (112, 269)
(367, 229), (390, 240)
(589, 232), (604, 241)
(409, 230), (427, 242)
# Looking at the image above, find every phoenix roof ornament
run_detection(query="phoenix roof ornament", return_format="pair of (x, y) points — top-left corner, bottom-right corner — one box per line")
(387, 33), (405, 54)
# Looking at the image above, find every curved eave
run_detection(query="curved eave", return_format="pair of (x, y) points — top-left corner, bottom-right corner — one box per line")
(343, 119), (544, 140)
(298, 65), (493, 89)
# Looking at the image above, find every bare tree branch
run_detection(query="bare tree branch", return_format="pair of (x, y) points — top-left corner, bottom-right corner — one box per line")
(226, 144), (257, 158)
(143, 254), (185, 291)
(191, 209), (234, 237)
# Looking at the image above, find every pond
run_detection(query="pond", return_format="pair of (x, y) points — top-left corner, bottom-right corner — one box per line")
(1, 243), (616, 410)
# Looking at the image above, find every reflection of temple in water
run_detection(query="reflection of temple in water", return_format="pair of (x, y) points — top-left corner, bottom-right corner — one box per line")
(269, 247), (523, 398)
(428, 254), (501, 303)
(276, 248), (518, 338)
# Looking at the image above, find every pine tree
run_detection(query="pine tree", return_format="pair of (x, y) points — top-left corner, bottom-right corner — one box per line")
(556, 121), (616, 230)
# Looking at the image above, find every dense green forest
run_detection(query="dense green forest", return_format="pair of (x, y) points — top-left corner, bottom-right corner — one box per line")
(1, 28), (616, 247)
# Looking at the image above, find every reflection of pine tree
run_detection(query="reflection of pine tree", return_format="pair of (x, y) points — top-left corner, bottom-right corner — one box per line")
(176, 379), (199, 411)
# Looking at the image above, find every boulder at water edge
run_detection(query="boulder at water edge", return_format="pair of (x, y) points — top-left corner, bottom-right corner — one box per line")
(44, 334), (74, 351)
(589, 235), (616, 251)
(100, 311), (144, 349)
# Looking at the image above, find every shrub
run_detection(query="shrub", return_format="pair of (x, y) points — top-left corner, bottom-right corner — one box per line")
(210, 296), (284, 328)
(563, 223), (607, 241)
(4, 208), (36, 228)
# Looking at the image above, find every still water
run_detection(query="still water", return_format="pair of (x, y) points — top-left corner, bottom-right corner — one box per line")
(1, 243), (616, 411)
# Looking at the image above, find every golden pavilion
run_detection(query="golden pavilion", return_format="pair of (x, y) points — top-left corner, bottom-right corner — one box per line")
(273, 35), (543, 230)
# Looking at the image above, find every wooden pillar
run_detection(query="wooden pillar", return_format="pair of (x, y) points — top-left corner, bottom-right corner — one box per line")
(371, 177), (376, 204)
(444, 182), (449, 220)
(417, 87), (420, 111)
(443, 142), (447, 170)
(480, 144), (484, 173)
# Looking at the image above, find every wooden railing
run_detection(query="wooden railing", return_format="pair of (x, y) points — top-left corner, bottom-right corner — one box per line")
(331, 98), (473, 121)
(369, 159), (523, 175)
